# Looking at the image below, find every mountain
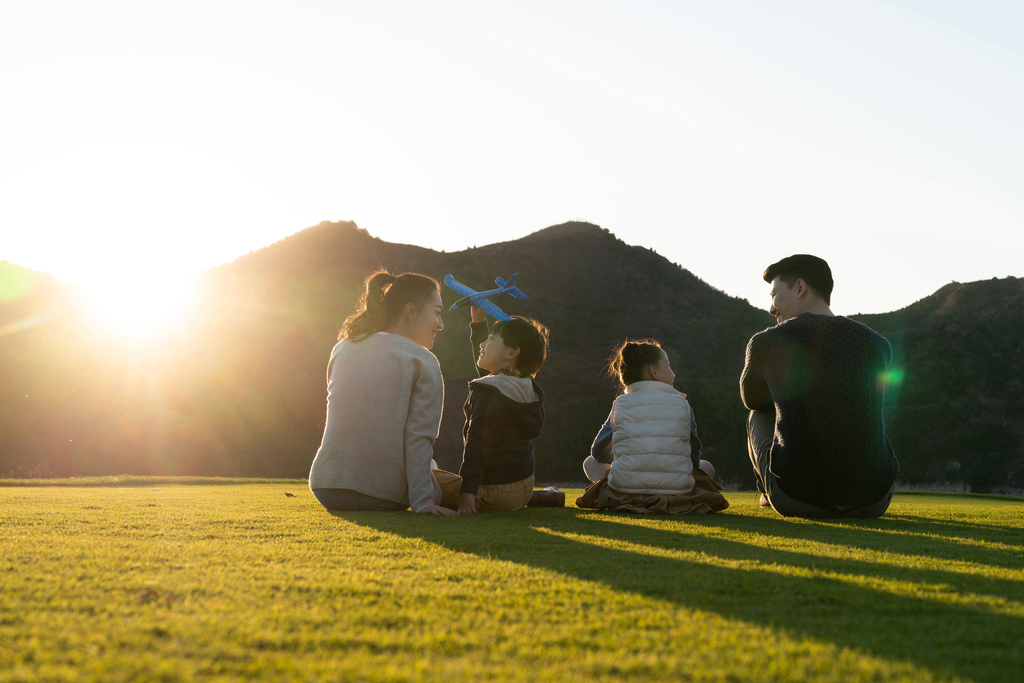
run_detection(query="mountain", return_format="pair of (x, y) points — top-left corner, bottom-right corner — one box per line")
(1, 223), (1021, 492)
(191, 221), (773, 484)
(853, 277), (1024, 492)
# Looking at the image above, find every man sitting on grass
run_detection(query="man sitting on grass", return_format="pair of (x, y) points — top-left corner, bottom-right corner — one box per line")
(740, 254), (900, 518)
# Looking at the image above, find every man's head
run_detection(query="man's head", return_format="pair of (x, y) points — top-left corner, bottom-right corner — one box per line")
(763, 254), (834, 323)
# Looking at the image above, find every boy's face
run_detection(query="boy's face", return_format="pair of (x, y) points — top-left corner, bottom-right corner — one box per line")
(478, 331), (520, 373)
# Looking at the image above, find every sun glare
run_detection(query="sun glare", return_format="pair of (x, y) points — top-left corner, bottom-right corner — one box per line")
(83, 277), (200, 341)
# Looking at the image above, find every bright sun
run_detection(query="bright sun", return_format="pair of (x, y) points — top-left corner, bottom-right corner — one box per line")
(82, 276), (200, 340)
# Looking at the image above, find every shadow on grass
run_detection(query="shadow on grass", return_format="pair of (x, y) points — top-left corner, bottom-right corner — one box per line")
(579, 515), (1024, 603)
(884, 512), (1024, 541)
(342, 508), (1023, 683)
(655, 510), (1024, 570)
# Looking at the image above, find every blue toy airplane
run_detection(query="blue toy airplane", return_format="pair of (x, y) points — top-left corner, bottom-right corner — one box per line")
(444, 273), (529, 321)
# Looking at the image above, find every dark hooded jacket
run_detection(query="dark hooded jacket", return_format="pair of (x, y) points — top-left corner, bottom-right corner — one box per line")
(459, 322), (545, 495)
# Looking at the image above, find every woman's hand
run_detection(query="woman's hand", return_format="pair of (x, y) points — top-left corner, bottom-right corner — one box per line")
(457, 492), (478, 514)
(416, 505), (458, 516)
(470, 304), (486, 324)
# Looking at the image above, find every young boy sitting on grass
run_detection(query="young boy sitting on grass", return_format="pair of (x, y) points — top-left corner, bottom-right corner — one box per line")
(457, 305), (549, 513)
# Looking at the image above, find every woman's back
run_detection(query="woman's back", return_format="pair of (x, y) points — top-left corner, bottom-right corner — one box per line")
(308, 332), (444, 509)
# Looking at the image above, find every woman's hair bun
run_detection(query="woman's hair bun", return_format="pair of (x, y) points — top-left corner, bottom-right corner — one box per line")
(620, 341), (642, 360)
(367, 271), (397, 300)
(337, 269), (439, 342)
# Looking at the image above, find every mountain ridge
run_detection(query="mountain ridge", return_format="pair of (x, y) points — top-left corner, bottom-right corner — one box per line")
(1, 222), (1021, 491)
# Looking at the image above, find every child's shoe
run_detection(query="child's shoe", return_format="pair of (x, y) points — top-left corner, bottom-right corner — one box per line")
(528, 486), (565, 507)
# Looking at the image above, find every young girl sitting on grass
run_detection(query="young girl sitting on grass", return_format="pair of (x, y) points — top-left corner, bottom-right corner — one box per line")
(576, 339), (729, 515)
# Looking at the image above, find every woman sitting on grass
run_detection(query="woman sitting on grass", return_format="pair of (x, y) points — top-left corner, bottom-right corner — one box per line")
(576, 339), (729, 515)
(308, 270), (461, 515)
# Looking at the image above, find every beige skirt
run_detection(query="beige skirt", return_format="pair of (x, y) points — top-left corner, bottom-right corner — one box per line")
(575, 468), (729, 515)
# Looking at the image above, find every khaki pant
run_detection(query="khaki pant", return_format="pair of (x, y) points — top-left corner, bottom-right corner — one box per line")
(432, 469), (463, 509)
(476, 475), (535, 511)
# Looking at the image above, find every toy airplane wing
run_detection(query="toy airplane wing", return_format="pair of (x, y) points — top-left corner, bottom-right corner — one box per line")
(444, 273), (516, 321)
(472, 296), (514, 321)
(495, 273), (529, 299)
(444, 273), (476, 299)
(495, 273), (517, 288)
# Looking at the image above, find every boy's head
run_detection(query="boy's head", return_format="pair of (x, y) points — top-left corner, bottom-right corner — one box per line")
(477, 317), (549, 377)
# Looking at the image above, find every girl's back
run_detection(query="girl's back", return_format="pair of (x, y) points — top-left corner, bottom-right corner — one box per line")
(609, 380), (695, 495)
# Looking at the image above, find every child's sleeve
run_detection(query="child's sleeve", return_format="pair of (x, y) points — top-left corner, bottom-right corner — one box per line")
(590, 410), (614, 464)
(470, 321), (489, 378)
(458, 387), (495, 496)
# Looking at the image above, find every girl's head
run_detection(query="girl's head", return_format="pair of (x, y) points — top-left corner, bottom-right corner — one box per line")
(478, 317), (550, 377)
(339, 270), (443, 348)
(607, 339), (675, 390)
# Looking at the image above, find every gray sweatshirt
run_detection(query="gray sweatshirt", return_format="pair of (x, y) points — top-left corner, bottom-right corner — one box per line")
(308, 332), (444, 511)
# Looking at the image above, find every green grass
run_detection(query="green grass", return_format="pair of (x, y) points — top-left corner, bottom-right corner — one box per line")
(0, 476), (298, 488)
(2, 484), (1022, 683)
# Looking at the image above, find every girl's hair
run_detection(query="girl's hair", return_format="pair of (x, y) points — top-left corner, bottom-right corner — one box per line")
(606, 338), (664, 390)
(338, 270), (440, 341)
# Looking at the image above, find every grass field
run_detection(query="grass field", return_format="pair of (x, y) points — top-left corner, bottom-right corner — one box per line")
(2, 482), (1022, 683)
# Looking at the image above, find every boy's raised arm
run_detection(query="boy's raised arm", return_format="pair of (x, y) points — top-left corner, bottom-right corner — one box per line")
(470, 305), (489, 378)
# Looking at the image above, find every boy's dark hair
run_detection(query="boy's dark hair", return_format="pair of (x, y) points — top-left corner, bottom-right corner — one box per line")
(492, 317), (549, 377)
(763, 254), (834, 305)
(607, 339), (663, 390)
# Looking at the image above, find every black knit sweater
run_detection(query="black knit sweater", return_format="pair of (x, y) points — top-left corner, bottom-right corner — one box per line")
(740, 313), (899, 509)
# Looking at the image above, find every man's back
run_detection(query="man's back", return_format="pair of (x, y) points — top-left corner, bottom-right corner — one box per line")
(741, 313), (899, 509)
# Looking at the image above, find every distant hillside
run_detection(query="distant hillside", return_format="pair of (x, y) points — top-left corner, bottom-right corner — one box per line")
(194, 221), (774, 484)
(853, 277), (1024, 492)
(1, 224), (1021, 491)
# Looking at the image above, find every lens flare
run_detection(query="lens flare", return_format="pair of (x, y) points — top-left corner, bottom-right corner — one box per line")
(82, 276), (200, 340)
(884, 368), (905, 384)
(877, 368), (905, 393)
(0, 262), (36, 303)
(0, 310), (62, 339)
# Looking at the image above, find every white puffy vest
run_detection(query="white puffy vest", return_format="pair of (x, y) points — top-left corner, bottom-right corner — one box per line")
(607, 381), (695, 495)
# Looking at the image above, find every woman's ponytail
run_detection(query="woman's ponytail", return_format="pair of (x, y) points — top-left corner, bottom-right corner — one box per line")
(338, 269), (439, 341)
(606, 338), (663, 390)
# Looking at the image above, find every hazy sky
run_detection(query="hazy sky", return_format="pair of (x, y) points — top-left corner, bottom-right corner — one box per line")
(2, 0), (1022, 318)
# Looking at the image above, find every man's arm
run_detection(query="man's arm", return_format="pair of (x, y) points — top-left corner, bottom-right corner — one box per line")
(688, 404), (703, 468)
(881, 334), (894, 368)
(740, 332), (775, 411)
